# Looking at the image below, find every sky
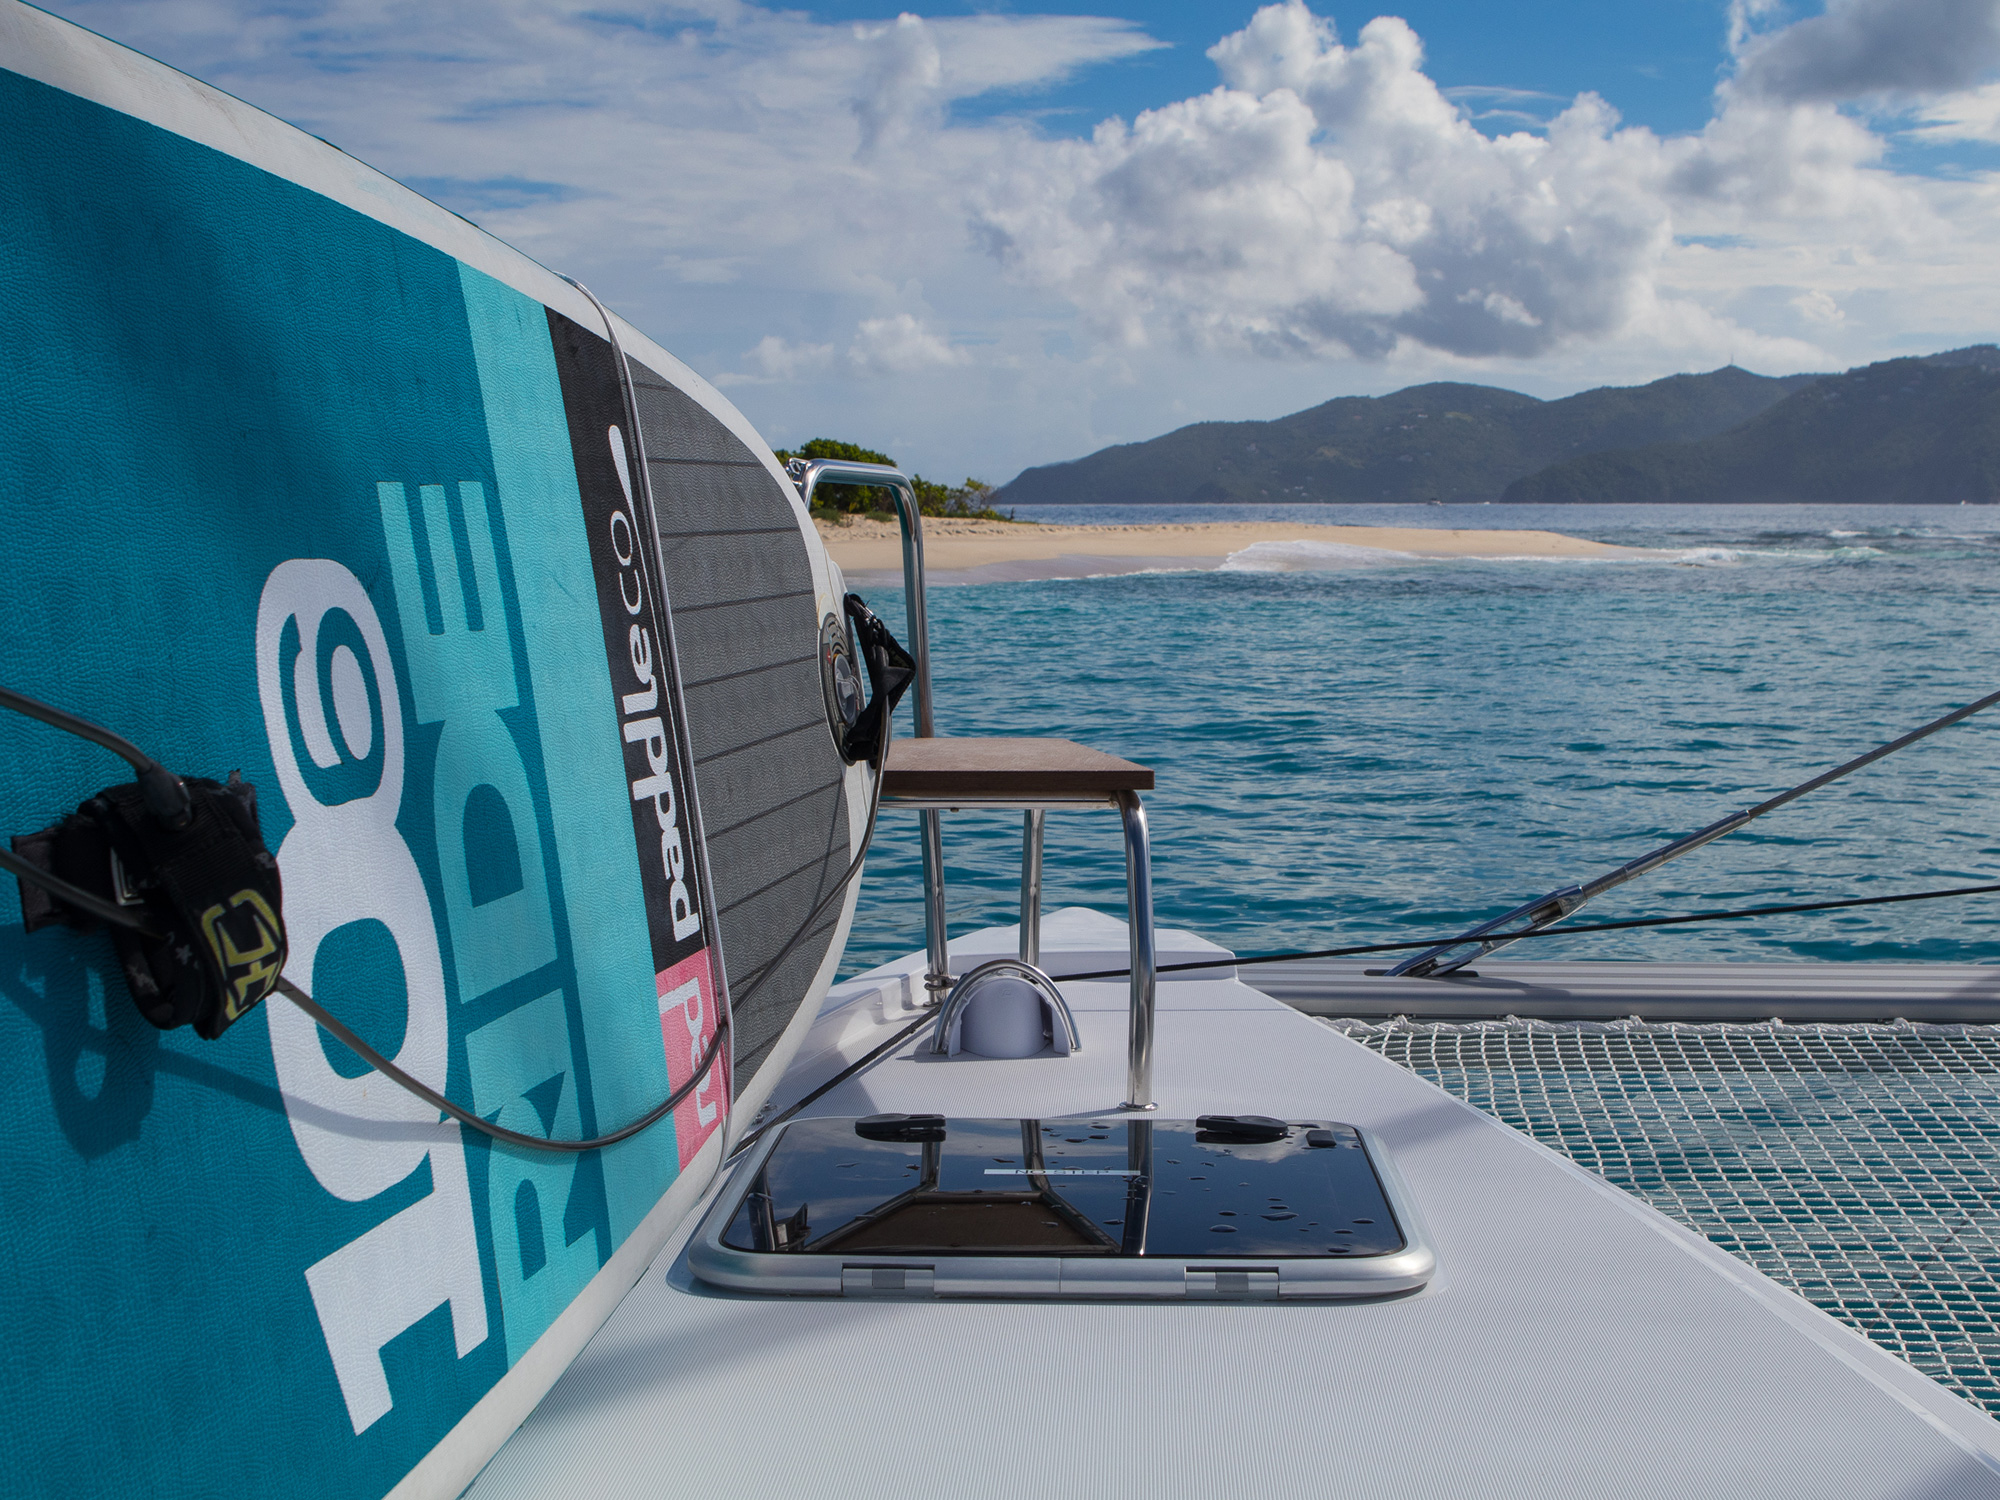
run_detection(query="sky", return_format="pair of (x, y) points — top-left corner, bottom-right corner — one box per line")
(39, 0), (2000, 484)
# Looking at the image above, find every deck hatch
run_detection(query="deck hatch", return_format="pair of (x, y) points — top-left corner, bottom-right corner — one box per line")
(690, 1117), (1434, 1299)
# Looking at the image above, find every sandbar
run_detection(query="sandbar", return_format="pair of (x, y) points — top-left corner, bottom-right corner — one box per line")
(817, 515), (1642, 586)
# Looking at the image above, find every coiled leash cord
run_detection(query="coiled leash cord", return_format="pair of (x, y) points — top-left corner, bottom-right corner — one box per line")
(284, 698), (897, 1152)
(2, 622), (905, 1152)
(273, 976), (729, 1153)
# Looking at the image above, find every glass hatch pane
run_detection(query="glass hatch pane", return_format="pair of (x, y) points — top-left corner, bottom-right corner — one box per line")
(722, 1117), (1405, 1260)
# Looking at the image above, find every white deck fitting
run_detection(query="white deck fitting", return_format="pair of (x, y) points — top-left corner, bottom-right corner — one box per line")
(471, 909), (2000, 1499)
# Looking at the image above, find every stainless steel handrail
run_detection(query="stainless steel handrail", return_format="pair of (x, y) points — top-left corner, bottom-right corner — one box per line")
(788, 458), (935, 735)
(790, 457), (1157, 1108)
(930, 958), (1083, 1056)
(789, 458), (948, 995)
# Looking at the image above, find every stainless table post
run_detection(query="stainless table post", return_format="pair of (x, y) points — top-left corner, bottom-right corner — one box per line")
(890, 478), (949, 1002)
(1117, 791), (1157, 1110)
(1019, 810), (1044, 966)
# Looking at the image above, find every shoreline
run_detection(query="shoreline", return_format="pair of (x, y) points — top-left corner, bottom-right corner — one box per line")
(816, 516), (1644, 585)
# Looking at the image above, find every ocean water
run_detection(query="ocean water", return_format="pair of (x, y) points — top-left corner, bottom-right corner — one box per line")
(836, 503), (2000, 976)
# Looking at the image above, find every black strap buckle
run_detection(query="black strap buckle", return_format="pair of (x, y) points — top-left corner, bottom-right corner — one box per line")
(14, 772), (286, 1039)
(839, 594), (915, 766)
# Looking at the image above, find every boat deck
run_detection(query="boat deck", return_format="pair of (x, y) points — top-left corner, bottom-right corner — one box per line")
(469, 911), (2000, 1499)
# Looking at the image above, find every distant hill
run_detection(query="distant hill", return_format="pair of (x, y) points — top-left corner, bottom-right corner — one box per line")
(994, 366), (1821, 506)
(1502, 348), (2000, 504)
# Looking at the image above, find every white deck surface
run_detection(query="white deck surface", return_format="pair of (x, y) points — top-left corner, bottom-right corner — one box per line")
(470, 910), (2000, 1499)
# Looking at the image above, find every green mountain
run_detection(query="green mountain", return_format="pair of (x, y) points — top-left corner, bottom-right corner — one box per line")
(1502, 348), (2000, 504)
(994, 366), (1821, 506)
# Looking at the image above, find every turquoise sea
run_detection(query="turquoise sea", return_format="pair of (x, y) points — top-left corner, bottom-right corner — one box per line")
(838, 503), (2000, 975)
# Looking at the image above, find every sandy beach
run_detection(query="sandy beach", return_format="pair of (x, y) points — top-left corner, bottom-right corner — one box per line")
(818, 515), (1642, 585)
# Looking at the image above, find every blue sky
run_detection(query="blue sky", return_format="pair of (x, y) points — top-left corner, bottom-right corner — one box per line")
(892, 0), (1740, 138)
(43, 0), (2000, 483)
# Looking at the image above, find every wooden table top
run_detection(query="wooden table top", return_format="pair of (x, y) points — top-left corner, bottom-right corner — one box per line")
(882, 736), (1153, 798)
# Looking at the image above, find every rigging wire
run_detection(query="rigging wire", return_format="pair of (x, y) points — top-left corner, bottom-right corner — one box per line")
(719, 879), (2000, 1159)
(1390, 684), (2000, 977)
(1055, 881), (2000, 981)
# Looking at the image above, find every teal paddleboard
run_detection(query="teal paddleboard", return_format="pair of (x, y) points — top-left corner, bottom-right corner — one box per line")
(0, 5), (869, 1495)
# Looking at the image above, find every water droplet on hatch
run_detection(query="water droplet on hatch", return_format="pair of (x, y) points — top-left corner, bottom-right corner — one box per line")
(1210, 1225), (1237, 1234)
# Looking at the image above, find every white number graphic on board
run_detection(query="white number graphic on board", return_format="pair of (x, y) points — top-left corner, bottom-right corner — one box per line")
(256, 558), (488, 1436)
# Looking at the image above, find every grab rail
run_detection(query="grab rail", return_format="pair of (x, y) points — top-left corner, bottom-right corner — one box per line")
(788, 458), (947, 990)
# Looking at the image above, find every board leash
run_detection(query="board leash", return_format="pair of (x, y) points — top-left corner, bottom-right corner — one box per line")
(2, 658), (899, 1152)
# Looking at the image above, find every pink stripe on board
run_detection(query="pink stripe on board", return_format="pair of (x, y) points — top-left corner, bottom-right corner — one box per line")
(657, 949), (725, 1168)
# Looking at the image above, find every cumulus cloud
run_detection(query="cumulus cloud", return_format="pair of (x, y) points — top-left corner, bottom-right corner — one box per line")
(37, 0), (2000, 478)
(44, 1), (1163, 290)
(715, 334), (835, 386)
(975, 6), (1677, 359)
(1910, 79), (2000, 140)
(848, 314), (969, 374)
(852, 14), (943, 155)
(1733, 0), (2000, 104)
(969, 0), (1986, 365)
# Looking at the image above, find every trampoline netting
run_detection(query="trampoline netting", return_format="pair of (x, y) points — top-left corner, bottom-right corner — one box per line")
(1332, 1017), (2000, 1413)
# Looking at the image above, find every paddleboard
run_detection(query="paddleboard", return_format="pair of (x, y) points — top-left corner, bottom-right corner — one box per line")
(0, 5), (869, 1496)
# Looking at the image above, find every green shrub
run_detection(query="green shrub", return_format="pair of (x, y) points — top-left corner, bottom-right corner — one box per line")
(775, 437), (1017, 521)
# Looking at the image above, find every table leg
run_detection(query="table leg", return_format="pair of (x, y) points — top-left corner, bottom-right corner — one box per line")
(920, 807), (949, 1003)
(1019, 809), (1044, 966)
(1117, 791), (1157, 1110)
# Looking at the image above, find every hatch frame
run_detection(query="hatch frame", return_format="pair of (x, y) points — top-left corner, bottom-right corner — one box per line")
(688, 1116), (1436, 1300)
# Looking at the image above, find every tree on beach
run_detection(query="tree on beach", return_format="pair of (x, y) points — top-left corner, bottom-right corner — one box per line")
(774, 437), (1015, 521)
